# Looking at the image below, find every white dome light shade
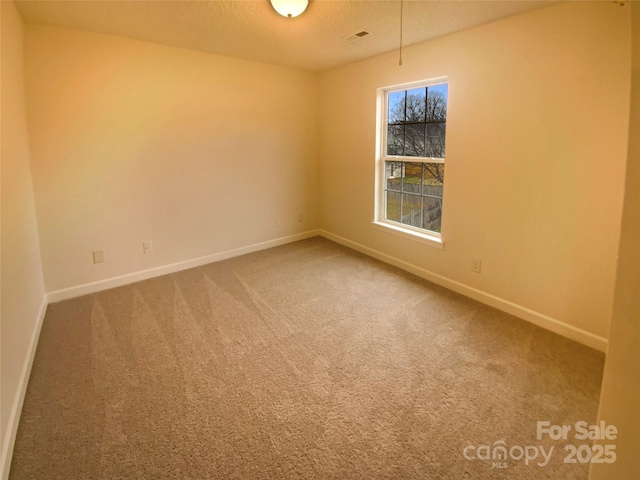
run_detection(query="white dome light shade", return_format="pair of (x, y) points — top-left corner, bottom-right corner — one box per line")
(270, 0), (309, 18)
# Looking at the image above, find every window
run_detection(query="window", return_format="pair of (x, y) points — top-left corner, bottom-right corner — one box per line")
(375, 78), (448, 247)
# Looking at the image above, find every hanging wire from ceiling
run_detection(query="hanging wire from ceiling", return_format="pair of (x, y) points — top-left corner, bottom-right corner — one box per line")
(399, 0), (404, 66)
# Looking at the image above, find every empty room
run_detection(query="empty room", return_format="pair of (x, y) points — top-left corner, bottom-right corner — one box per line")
(1, 0), (638, 479)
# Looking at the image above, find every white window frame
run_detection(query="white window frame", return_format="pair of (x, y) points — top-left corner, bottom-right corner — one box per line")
(373, 76), (448, 250)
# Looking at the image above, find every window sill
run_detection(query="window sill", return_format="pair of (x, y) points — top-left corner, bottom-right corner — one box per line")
(372, 221), (444, 250)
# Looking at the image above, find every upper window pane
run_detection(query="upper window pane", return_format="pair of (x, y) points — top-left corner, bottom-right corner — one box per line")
(385, 82), (448, 159)
(405, 88), (426, 122)
(404, 124), (426, 157)
(426, 123), (446, 158)
(426, 84), (448, 122)
(387, 124), (405, 155)
(388, 91), (405, 124)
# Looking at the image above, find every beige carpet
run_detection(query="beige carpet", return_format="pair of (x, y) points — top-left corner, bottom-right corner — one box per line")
(10, 237), (604, 479)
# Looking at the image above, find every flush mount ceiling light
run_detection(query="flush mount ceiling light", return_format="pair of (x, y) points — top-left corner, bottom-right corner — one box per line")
(270, 0), (309, 18)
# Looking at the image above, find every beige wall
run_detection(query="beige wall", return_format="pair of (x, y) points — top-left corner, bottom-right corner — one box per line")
(24, 26), (319, 292)
(590, 3), (640, 478)
(0, 0), (47, 473)
(2, 0), (637, 475)
(318, 1), (630, 341)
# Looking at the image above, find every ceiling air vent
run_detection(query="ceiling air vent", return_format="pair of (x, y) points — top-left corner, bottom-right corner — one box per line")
(342, 30), (374, 44)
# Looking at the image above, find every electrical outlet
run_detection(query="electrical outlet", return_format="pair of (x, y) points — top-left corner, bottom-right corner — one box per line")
(93, 250), (105, 264)
(143, 241), (153, 254)
(471, 258), (482, 273)
(273, 219), (280, 228)
(297, 213), (304, 223)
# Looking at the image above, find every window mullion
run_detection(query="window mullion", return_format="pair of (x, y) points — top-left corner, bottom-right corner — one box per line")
(402, 90), (407, 156)
(420, 163), (425, 229)
(400, 163), (404, 222)
(423, 87), (428, 158)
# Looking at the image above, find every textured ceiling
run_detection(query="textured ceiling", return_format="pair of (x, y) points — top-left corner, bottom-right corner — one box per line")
(15, 0), (554, 71)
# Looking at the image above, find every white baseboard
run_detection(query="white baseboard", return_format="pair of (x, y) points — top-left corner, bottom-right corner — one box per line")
(1, 295), (48, 480)
(319, 229), (608, 353)
(48, 230), (322, 303)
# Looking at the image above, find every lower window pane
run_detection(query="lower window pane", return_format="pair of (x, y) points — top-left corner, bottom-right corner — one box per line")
(384, 161), (444, 234)
(401, 193), (422, 228)
(386, 162), (402, 191)
(423, 163), (444, 196)
(402, 163), (422, 193)
(422, 196), (443, 232)
(386, 191), (401, 222)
